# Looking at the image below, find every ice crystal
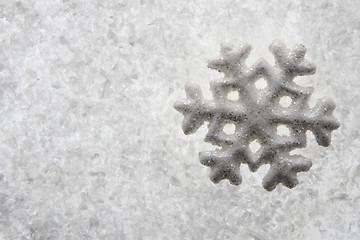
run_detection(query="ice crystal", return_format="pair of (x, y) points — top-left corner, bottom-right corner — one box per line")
(174, 40), (340, 191)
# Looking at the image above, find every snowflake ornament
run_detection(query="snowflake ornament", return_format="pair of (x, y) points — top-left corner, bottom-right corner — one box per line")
(174, 40), (340, 191)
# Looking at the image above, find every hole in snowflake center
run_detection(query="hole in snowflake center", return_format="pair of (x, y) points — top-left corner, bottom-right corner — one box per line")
(277, 124), (290, 137)
(227, 90), (239, 101)
(255, 78), (268, 90)
(279, 96), (292, 107)
(249, 139), (261, 153)
(223, 123), (236, 135)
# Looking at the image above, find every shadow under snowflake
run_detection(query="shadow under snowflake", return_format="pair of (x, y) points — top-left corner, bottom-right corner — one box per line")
(174, 40), (340, 191)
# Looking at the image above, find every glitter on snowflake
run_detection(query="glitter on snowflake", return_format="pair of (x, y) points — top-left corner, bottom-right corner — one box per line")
(174, 40), (340, 191)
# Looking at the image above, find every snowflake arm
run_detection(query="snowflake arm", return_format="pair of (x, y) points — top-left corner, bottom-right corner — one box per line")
(306, 99), (340, 146)
(174, 83), (213, 135)
(262, 154), (312, 191)
(270, 97), (340, 147)
(270, 40), (316, 77)
(199, 149), (243, 185)
(208, 43), (252, 77)
(174, 40), (340, 191)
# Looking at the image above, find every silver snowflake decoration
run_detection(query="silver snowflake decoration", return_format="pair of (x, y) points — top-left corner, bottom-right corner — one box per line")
(174, 40), (340, 191)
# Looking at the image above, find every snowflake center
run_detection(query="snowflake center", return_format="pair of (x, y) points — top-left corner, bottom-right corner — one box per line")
(244, 102), (271, 128)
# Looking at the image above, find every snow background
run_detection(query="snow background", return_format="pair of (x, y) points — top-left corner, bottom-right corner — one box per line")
(0, 0), (359, 239)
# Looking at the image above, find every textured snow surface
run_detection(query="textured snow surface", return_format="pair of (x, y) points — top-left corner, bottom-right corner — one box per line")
(0, 0), (359, 239)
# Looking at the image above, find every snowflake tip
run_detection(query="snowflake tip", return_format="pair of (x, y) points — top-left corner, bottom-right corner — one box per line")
(208, 43), (252, 73)
(310, 99), (340, 146)
(199, 151), (216, 167)
(295, 61), (316, 76)
(173, 83), (202, 112)
(269, 40), (287, 60)
(207, 59), (228, 71)
(220, 42), (235, 55)
(181, 115), (203, 135)
(293, 44), (307, 59)
(262, 155), (312, 191)
(199, 151), (242, 185)
(174, 83), (206, 135)
(269, 40), (316, 76)
(314, 98), (337, 115)
(184, 83), (203, 100)
(210, 163), (242, 185)
(313, 128), (333, 147)
(220, 42), (252, 57)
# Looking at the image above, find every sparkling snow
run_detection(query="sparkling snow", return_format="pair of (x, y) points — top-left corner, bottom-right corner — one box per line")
(0, 0), (359, 239)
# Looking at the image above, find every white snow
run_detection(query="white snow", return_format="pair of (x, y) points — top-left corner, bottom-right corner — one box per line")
(0, 0), (359, 239)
